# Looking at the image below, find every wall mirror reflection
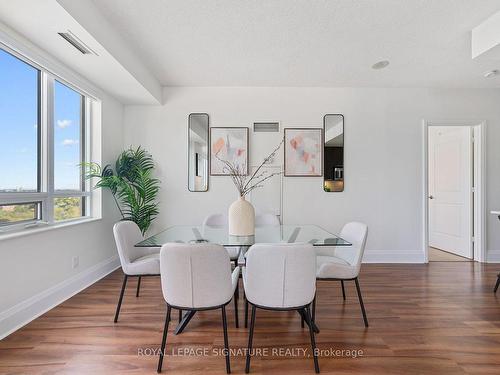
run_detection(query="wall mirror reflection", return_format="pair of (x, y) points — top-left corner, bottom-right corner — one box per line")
(323, 114), (344, 192)
(188, 113), (209, 192)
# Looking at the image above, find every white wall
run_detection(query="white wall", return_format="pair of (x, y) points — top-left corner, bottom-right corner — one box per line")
(0, 23), (124, 338)
(0, 92), (123, 330)
(124, 87), (500, 262)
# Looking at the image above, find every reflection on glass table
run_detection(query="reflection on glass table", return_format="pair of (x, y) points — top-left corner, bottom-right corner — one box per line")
(136, 224), (351, 248)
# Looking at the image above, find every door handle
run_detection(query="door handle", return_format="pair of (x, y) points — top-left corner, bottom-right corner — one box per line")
(429, 195), (434, 199)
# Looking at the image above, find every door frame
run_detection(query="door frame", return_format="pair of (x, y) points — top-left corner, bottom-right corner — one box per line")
(422, 120), (486, 263)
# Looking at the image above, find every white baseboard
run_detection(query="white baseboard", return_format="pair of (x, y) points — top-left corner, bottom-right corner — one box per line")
(487, 250), (500, 263)
(0, 256), (120, 340)
(362, 249), (500, 263)
(362, 250), (426, 263)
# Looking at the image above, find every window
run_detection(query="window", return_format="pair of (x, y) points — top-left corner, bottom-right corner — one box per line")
(53, 80), (87, 222)
(0, 45), (94, 230)
(0, 48), (40, 192)
(54, 80), (83, 191)
(54, 197), (84, 221)
(0, 202), (41, 226)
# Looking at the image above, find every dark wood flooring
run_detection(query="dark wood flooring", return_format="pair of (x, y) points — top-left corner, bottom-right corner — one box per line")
(1, 263), (499, 374)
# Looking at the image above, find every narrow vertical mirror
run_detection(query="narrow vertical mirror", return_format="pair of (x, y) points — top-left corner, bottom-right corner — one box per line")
(188, 113), (209, 192)
(323, 114), (344, 192)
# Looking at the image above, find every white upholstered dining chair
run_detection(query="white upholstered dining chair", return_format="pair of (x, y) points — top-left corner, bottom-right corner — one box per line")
(113, 221), (160, 322)
(254, 212), (280, 227)
(243, 243), (319, 373)
(157, 243), (240, 373)
(315, 222), (369, 327)
(202, 213), (226, 228)
(202, 213), (241, 263)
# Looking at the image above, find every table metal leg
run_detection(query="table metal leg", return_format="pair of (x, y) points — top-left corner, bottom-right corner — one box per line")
(297, 309), (320, 333)
(174, 310), (196, 335)
(237, 246), (247, 267)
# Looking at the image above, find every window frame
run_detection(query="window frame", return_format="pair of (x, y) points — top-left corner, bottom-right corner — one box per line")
(0, 43), (94, 231)
(0, 201), (42, 227)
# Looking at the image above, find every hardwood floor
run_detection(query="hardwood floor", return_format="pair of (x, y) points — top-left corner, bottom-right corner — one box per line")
(429, 247), (470, 262)
(1, 263), (499, 374)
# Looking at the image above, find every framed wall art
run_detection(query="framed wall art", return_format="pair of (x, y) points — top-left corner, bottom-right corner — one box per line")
(284, 128), (323, 177)
(210, 127), (249, 176)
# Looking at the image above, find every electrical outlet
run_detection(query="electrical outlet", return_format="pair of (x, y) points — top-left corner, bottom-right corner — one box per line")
(72, 256), (79, 269)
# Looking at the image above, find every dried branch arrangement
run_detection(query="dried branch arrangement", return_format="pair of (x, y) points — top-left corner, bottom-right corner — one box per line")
(216, 138), (284, 197)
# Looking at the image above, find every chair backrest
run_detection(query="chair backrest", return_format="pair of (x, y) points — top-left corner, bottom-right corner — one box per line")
(202, 213), (227, 228)
(160, 243), (233, 308)
(334, 222), (368, 271)
(113, 221), (151, 267)
(244, 243), (316, 309)
(255, 213), (280, 227)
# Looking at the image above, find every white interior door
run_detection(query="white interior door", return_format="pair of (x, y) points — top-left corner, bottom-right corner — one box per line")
(428, 126), (472, 258)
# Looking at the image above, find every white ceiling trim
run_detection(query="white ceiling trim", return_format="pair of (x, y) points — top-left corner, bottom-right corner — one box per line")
(472, 10), (500, 60)
(0, 0), (162, 105)
(0, 22), (102, 101)
(57, 0), (162, 103)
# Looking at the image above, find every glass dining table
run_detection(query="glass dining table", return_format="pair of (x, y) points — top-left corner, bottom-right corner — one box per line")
(136, 224), (351, 266)
(135, 224), (351, 334)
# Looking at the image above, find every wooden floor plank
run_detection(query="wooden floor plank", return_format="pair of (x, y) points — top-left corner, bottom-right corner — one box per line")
(0, 263), (499, 374)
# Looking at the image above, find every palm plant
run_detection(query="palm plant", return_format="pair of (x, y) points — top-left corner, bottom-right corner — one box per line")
(82, 147), (160, 234)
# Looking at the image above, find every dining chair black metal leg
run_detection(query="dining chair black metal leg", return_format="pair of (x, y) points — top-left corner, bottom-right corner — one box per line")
(157, 305), (171, 373)
(221, 306), (231, 374)
(244, 297), (249, 328)
(494, 274), (500, 293)
(312, 294), (316, 323)
(234, 291), (239, 328)
(245, 305), (256, 374)
(354, 278), (369, 327)
(304, 306), (320, 373)
(178, 309), (182, 323)
(114, 274), (128, 323)
(341, 280), (346, 300)
(136, 276), (142, 297)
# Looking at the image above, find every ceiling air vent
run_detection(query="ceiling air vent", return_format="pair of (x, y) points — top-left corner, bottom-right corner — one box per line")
(58, 31), (97, 55)
(253, 122), (280, 133)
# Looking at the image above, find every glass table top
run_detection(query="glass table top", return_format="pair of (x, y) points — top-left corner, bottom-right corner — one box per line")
(136, 224), (351, 247)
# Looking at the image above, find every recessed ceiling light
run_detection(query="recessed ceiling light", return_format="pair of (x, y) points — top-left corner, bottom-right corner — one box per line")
(372, 60), (390, 70)
(483, 69), (499, 78)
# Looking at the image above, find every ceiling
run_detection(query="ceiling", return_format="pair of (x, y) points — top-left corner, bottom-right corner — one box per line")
(1, 0), (499, 105)
(0, 0), (161, 104)
(90, 0), (500, 88)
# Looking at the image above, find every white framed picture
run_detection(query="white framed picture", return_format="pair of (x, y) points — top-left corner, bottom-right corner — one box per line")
(210, 127), (249, 176)
(284, 128), (323, 177)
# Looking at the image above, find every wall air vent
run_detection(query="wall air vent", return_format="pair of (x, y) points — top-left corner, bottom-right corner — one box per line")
(58, 31), (98, 55)
(253, 122), (280, 133)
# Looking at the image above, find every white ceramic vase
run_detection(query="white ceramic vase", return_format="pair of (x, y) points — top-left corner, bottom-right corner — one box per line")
(228, 196), (255, 236)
